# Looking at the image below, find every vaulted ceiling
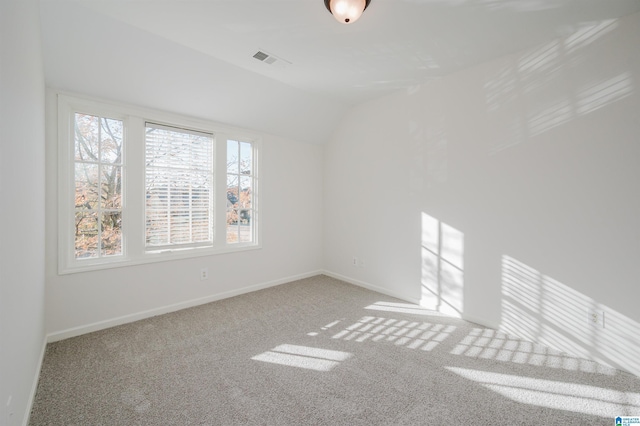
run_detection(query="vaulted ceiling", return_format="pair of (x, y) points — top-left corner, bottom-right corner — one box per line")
(39, 0), (640, 144)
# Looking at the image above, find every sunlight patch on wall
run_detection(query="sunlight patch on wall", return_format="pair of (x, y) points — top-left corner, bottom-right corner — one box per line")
(484, 18), (632, 154)
(450, 327), (616, 375)
(447, 367), (640, 417)
(564, 19), (618, 56)
(527, 97), (572, 137)
(484, 63), (518, 112)
(576, 72), (632, 115)
(326, 315), (456, 351)
(252, 344), (352, 372)
(500, 255), (640, 377)
(421, 213), (464, 317)
(518, 40), (562, 94)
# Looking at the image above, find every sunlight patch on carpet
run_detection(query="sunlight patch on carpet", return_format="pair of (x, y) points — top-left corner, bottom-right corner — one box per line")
(446, 366), (640, 417)
(364, 301), (447, 316)
(252, 344), (352, 371)
(451, 327), (617, 375)
(330, 316), (456, 350)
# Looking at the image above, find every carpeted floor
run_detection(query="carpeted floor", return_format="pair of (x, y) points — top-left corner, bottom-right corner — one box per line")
(30, 275), (640, 425)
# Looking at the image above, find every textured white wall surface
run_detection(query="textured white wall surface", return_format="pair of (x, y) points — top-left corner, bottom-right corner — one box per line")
(324, 12), (640, 376)
(0, 0), (47, 424)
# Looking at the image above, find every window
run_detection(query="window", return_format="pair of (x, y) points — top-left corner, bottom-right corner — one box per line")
(145, 123), (214, 250)
(73, 113), (124, 259)
(58, 95), (260, 274)
(226, 140), (255, 244)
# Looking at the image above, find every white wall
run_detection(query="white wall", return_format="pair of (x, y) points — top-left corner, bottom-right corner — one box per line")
(45, 93), (324, 338)
(0, 0), (47, 424)
(324, 12), (640, 376)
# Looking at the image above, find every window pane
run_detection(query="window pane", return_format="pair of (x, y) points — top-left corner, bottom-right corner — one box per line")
(192, 210), (211, 242)
(75, 163), (99, 209)
(75, 113), (99, 162)
(169, 178), (190, 209)
(72, 111), (125, 262)
(226, 209), (238, 243)
(190, 137), (213, 171)
(146, 210), (168, 246)
(146, 174), (168, 208)
(192, 182), (211, 209)
(145, 129), (172, 168)
(227, 140), (239, 174)
(227, 174), (239, 188)
(240, 142), (252, 175)
(101, 165), (122, 209)
(145, 124), (214, 248)
(170, 210), (191, 244)
(75, 211), (98, 258)
(146, 127), (212, 171)
(101, 212), (122, 256)
(227, 178), (238, 210)
(239, 176), (251, 209)
(239, 210), (252, 243)
(100, 118), (123, 164)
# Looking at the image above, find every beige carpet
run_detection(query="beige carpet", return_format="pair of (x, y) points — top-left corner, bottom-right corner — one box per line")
(30, 275), (640, 425)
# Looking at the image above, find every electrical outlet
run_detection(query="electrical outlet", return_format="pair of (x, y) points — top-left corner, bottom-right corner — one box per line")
(200, 268), (209, 281)
(352, 257), (358, 267)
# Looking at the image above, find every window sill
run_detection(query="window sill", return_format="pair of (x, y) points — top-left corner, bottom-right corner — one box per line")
(58, 243), (262, 275)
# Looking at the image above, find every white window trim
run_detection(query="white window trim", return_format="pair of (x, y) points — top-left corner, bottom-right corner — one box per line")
(57, 93), (262, 275)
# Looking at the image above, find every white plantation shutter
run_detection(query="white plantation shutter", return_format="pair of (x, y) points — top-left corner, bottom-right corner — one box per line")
(145, 123), (214, 250)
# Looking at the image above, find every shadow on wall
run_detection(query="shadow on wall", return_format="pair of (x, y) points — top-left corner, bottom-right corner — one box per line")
(421, 212), (464, 317)
(500, 255), (640, 377)
(484, 18), (634, 155)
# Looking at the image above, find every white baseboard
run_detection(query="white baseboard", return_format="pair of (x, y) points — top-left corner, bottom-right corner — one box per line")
(23, 335), (47, 426)
(323, 271), (505, 330)
(321, 270), (421, 304)
(461, 313), (500, 330)
(47, 270), (323, 343)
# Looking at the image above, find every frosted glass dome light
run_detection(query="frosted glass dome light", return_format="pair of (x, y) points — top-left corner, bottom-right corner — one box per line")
(324, 0), (371, 24)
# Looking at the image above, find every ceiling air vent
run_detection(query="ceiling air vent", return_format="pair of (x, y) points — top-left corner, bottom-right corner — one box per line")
(252, 50), (291, 69)
(253, 51), (269, 61)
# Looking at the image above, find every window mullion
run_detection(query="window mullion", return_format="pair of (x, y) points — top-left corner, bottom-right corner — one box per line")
(125, 116), (144, 260)
(215, 134), (228, 247)
(97, 121), (102, 257)
(189, 179), (193, 243)
(166, 181), (171, 245)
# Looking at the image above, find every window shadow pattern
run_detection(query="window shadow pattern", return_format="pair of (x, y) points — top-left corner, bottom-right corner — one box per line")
(421, 212), (464, 317)
(500, 255), (640, 378)
(484, 18), (633, 155)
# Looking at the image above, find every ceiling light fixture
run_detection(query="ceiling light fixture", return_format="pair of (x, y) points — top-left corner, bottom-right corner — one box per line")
(324, 0), (371, 24)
